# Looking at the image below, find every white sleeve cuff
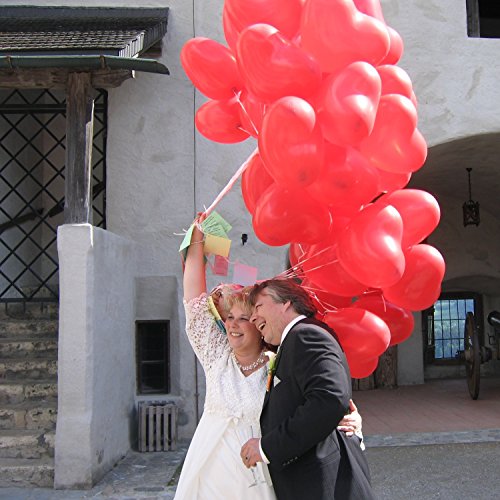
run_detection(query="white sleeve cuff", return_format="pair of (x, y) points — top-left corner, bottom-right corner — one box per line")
(259, 439), (270, 464)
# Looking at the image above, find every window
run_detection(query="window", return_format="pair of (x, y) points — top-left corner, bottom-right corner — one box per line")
(467, 0), (500, 38)
(136, 320), (170, 394)
(423, 293), (483, 362)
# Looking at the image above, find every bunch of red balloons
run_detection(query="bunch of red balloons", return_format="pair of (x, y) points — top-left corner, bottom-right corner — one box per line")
(180, 0), (445, 378)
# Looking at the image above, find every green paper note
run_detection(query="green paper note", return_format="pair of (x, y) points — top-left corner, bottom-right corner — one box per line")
(179, 224), (195, 254)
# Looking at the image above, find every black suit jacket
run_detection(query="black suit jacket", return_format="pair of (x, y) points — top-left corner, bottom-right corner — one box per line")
(260, 318), (374, 500)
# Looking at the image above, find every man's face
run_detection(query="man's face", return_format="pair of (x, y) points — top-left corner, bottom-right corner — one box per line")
(250, 290), (289, 346)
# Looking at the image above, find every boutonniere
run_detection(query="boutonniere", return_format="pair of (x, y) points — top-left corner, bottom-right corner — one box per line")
(266, 351), (277, 392)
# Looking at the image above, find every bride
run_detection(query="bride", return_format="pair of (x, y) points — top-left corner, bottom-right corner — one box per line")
(175, 217), (362, 499)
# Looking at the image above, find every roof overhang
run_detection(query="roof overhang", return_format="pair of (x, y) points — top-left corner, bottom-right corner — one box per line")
(0, 6), (169, 88)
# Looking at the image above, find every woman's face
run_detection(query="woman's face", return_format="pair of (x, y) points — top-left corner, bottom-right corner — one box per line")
(225, 303), (262, 354)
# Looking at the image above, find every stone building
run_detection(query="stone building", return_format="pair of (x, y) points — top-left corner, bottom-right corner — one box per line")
(0, 0), (499, 490)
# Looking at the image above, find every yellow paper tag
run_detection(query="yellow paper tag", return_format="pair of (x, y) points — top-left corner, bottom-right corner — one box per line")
(204, 233), (231, 258)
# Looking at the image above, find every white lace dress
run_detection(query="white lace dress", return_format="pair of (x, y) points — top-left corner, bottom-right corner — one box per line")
(174, 294), (276, 500)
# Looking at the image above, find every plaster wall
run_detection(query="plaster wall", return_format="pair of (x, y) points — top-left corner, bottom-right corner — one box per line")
(382, 0), (500, 146)
(55, 224), (137, 488)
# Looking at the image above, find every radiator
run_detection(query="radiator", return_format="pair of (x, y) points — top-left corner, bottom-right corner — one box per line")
(138, 402), (178, 452)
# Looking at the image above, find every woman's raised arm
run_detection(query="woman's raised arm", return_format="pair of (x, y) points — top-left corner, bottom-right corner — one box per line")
(183, 220), (207, 302)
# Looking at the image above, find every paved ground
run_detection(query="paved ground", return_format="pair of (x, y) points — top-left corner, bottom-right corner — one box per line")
(1, 377), (500, 499)
(367, 442), (500, 500)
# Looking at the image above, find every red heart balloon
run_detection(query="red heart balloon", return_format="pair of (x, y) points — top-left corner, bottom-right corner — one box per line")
(225, 0), (303, 40)
(237, 24), (322, 103)
(307, 144), (380, 213)
(382, 244), (445, 311)
(301, 277), (353, 314)
(352, 0), (403, 64)
(315, 61), (381, 146)
(377, 65), (415, 104)
(358, 94), (427, 174)
(377, 169), (411, 193)
(348, 355), (379, 379)
(289, 242), (311, 269)
(241, 152), (274, 214)
(353, 0), (385, 20)
(301, 0), (390, 74)
(195, 97), (250, 144)
(252, 184), (331, 246)
(338, 203), (405, 288)
(222, 5), (240, 53)
(259, 96), (325, 188)
(353, 293), (414, 346)
(301, 241), (367, 297)
(380, 26), (404, 65)
(377, 189), (441, 248)
(180, 37), (242, 100)
(324, 307), (391, 359)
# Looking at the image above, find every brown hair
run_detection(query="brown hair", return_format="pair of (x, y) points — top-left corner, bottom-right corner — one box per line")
(248, 278), (316, 317)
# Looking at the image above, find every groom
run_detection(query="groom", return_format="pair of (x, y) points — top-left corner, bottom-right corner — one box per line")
(240, 278), (374, 500)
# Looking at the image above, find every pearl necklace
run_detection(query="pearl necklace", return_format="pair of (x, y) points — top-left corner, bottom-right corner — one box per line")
(232, 350), (266, 372)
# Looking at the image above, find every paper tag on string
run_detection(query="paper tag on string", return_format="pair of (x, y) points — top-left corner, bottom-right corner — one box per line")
(212, 255), (229, 276)
(201, 211), (232, 238)
(178, 223), (195, 261)
(232, 262), (258, 286)
(204, 233), (231, 258)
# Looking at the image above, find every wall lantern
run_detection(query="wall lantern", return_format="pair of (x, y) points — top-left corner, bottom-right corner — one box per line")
(462, 168), (480, 227)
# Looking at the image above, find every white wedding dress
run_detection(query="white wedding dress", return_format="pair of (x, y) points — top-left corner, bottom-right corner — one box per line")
(174, 294), (277, 500)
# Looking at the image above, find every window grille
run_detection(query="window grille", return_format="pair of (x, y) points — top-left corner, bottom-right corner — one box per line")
(423, 293), (483, 361)
(0, 88), (107, 303)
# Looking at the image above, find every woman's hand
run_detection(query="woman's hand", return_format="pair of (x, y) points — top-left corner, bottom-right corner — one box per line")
(337, 399), (362, 437)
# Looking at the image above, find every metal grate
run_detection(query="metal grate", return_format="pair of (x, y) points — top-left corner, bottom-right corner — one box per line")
(0, 88), (107, 303)
(138, 401), (178, 452)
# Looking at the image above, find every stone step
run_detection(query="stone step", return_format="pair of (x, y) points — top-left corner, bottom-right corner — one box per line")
(0, 401), (57, 430)
(0, 457), (54, 488)
(0, 357), (58, 380)
(0, 380), (57, 405)
(0, 318), (58, 338)
(0, 337), (58, 358)
(0, 429), (55, 459)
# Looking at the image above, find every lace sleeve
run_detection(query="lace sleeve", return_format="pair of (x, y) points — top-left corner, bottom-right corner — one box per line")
(183, 293), (229, 371)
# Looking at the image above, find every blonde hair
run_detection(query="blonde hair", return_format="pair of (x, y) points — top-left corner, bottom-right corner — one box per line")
(222, 286), (253, 316)
(209, 283), (244, 313)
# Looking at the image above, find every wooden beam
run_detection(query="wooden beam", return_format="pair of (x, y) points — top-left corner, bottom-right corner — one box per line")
(64, 72), (95, 224)
(0, 68), (134, 89)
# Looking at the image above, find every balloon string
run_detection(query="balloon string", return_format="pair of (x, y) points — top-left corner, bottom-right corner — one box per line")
(233, 89), (260, 137)
(203, 147), (258, 217)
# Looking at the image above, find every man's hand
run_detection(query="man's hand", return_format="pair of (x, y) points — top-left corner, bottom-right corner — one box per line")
(240, 438), (263, 468)
(337, 399), (362, 437)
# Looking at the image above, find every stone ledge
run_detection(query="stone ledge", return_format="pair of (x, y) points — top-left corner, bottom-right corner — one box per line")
(365, 428), (500, 448)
